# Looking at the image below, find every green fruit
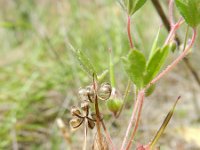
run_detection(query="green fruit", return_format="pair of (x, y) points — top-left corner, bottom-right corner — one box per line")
(107, 99), (122, 116)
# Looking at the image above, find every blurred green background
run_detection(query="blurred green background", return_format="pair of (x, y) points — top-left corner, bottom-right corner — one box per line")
(0, 0), (200, 149)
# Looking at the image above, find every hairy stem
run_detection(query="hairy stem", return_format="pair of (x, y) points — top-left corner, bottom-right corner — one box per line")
(169, 0), (174, 27)
(151, 0), (200, 87)
(93, 76), (103, 149)
(150, 28), (197, 86)
(116, 80), (131, 118)
(125, 90), (145, 150)
(127, 15), (134, 49)
(120, 90), (144, 150)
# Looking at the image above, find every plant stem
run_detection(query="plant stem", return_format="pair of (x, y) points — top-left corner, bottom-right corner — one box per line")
(83, 120), (88, 150)
(150, 28), (197, 86)
(127, 15), (134, 49)
(120, 90), (144, 150)
(116, 80), (131, 118)
(169, 0), (174, 27)
(101, 120), (116, 150)
(93, 76), (103, 149)
(151, 0), (200, 87)
(125, 90), (145, 150)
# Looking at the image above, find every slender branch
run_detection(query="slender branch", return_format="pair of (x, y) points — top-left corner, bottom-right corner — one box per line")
(83, 120), (88, 150)
(116, 80), (131, 118)
(120, 90), (144, 150)
(125, 90), (145, 150)
(151, 0), (200, 87)
(93, 76), (103, 149)
(127, 15), (134, 49)
(169, 0), (174, 27)
(150, 28), (197, 86)
(101, 120), (116, 150)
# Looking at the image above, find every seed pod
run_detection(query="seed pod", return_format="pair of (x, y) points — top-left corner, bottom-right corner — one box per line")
(107, 98), (122, 116)
(86, 85), (95, 102)
(92, 133), (108, 150)
(88, 120), (95, 129)
(81, 100), (89, 111)
(71, 106), (81, 116)
(98, 83), (112, 101)
(69, 117), (83, 129)
(78, 88), (88, 101)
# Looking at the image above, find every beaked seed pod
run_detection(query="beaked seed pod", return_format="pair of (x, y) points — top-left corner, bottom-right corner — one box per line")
(69, 117), (82, 129)
(71, 106), (81, 116)
(98, 83), (112, 101)
(107, 98), (122, 116)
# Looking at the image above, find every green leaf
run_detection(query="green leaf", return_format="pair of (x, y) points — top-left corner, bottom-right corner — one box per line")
(150, 96), (180, 149)
(123, 0), (147, 16)
(144, 45), (170, 85)
(175, 0), (200, 27)
(149, 28), (161, 60)
(71, 47), (97, 77)
(123, 49), (146, 89)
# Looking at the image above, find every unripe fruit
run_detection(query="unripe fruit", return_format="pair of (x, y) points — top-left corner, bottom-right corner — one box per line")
(169, 41), (177, 53)
(107, 98), (122, 116)
(145, 84), (156, 97)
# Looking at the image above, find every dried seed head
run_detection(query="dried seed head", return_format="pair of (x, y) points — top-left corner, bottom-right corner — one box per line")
(86, 85), (95, 102)
(92, 133), (109, 150)
(88, 120), (95, 129)
(69, 117), (83, 129)
(98, 83), (112, 100)
(71, 106), (81, 116)
(78, 88), (88, 101)
(81, 100), (89, 111)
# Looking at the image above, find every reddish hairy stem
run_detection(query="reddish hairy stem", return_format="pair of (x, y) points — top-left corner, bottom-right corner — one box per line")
(120, 90), (144, 150)
(169, 0), (174, 27)
(164, 18), (183, 45)
(151, 28), (197, 86)
(127, 15), (134, 49)
(126, 90), (145, 150)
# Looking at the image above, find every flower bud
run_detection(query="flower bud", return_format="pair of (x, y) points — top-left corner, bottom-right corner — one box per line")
(98, 83), (112, 100)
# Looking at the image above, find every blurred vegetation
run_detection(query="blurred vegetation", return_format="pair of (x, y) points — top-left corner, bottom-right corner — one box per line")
(0, 0), (200, 149)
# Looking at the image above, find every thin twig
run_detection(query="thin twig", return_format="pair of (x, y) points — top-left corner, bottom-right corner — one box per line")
(125, 90), (145, 150)
(116, 80), (131, 118)
(150, 28), (197, 86)
(83, 120), (88, 150)
(151, 0), (200, 87)
(127, 15), (134, 49)
(120, 90), (143, 150)
(101, 120), (116, 150)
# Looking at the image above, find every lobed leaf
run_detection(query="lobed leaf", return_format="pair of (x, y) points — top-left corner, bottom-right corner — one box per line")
(175, 0), (200, 27)
(123, 49), (146, 89)
(123, 0), (147, 16)
(71, 48), (97, 78)
(144, 45), (170, 85)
